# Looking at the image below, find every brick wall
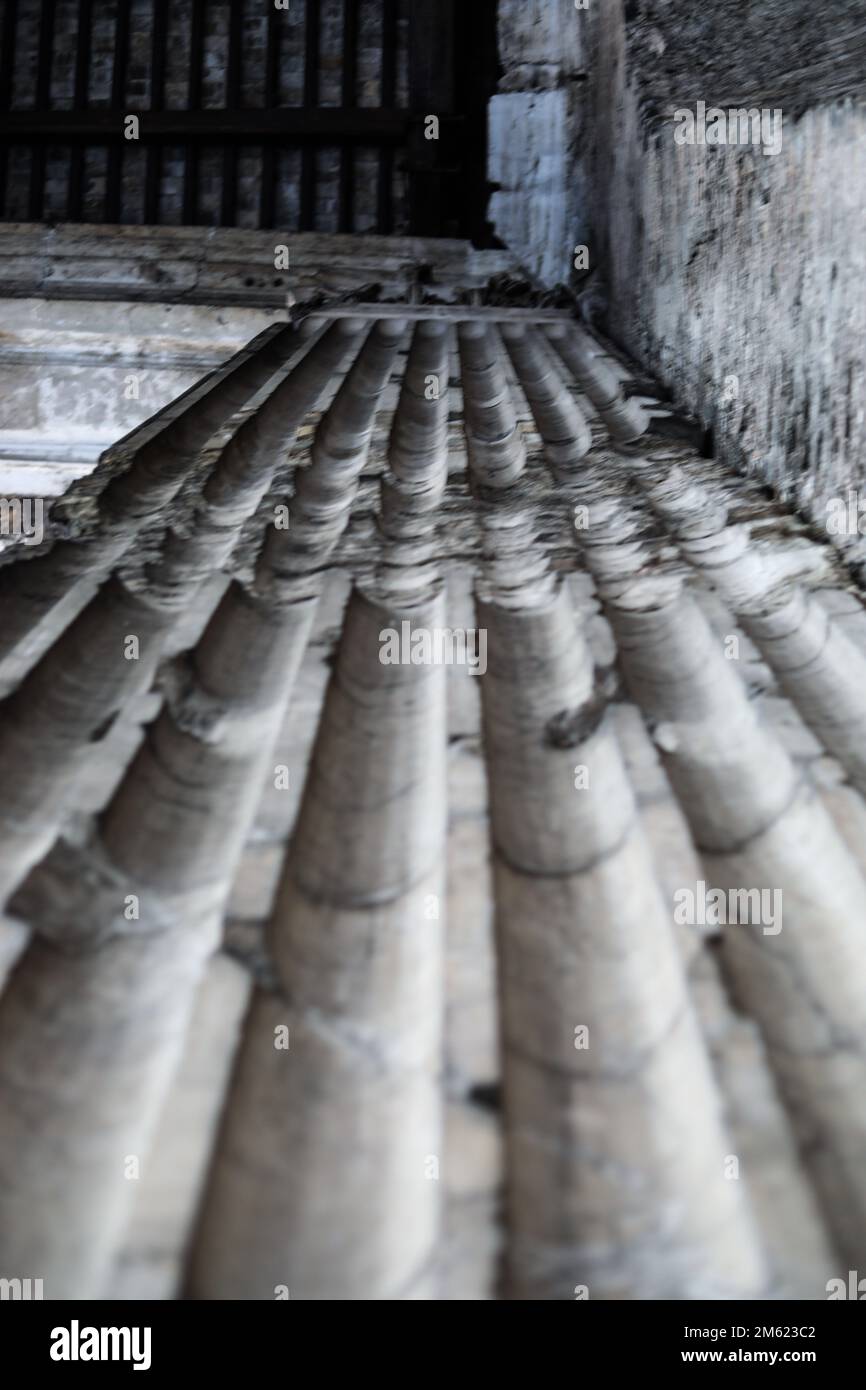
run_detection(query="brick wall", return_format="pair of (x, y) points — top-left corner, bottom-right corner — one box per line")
(1, 0), (411, 233)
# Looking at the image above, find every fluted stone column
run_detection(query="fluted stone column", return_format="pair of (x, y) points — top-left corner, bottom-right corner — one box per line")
(187, 581), (447, 1300)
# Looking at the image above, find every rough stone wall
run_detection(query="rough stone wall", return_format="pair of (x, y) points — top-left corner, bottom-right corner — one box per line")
(488, 0), (588, 286)
(584, 0), (866, 563)
(0, 295), (274, 496)
(2, 0), (411, 234)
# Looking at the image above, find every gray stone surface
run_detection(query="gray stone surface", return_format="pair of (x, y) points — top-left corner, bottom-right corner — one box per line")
(583, 0), (866, 564)
(0, 226), (512, 493)
(488, 0), (589, 285)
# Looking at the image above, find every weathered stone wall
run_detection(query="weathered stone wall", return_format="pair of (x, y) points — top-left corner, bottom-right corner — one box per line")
(584, 0), (866, 562)
(0, 288), (279, 496)
(488, 0), (588, 286)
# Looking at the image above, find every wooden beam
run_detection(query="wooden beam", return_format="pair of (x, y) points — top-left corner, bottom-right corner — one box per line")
(105, 0), (130, 222)
(376, 0), (398, 234)
(259, 2), (280, 228)
(144, 0), (169, 223)
(33, 0), (53, 107)
(0, 0), (18, 219)
(73, 0), (93, 106)
(455, 0), (499, 245)
(183, 0), (205, 225)
(0, 108), (427, 141)
(28, 0), (55, 220)
(407, 0), (457, 236)
(301, 304), (576, 323)
(67, 0), (93, 222)
(300, 0), (321, 230)
(338, 0), (359, 233)
(0, 0), (16, 109)
(221, 0), (244, 226)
